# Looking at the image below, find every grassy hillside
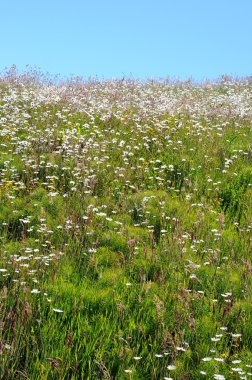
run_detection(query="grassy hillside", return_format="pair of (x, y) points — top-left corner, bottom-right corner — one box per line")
(0, 72), (252, 379)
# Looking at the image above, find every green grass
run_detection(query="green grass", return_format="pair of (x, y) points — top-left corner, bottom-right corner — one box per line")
(0, 73), (252, 379)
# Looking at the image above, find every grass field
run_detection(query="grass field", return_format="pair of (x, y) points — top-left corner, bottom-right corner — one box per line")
(0, 71), (252, 379)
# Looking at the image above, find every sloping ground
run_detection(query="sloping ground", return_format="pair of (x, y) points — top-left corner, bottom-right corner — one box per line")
(0, 75), (252, 379)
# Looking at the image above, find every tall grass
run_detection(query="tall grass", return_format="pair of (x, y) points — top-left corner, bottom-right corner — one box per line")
(0, 70), (252, 379)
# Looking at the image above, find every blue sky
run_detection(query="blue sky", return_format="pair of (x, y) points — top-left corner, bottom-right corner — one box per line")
(1, 0), (252, 81)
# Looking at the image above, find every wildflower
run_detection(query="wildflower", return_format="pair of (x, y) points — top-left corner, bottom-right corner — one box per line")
(214, 357), (224, 362)
(48, 191), (58, 197)
(213, 375), (225, 380)
(231, 368), (243, 372)
(231, 333), (242, 338)
(53, 308), (64, 313)
(202, 357), (212, 362)
(31, 289), (40, 294)
(167, 365), (176, 370)
(190, 274), (197, 279)
(176, 346), (186, 352)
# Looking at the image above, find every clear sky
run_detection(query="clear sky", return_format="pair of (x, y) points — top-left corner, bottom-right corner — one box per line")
(1, 0), (252, 81)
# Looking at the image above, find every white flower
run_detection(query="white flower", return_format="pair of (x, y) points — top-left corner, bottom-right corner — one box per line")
(231, 368), (243, 372)
(31, 289), (40, 294)
(167, 365), (176, 370)
(190, 274), (197, 279)
(53, 308), (64, 313)
(176, 346), (186, 352)
(214, 357), (224, 362)
(202, 357), (212, 362)
(48, 192), (58, 197)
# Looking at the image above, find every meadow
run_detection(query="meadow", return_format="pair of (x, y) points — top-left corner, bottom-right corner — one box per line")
(0, 70), (252, 379)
